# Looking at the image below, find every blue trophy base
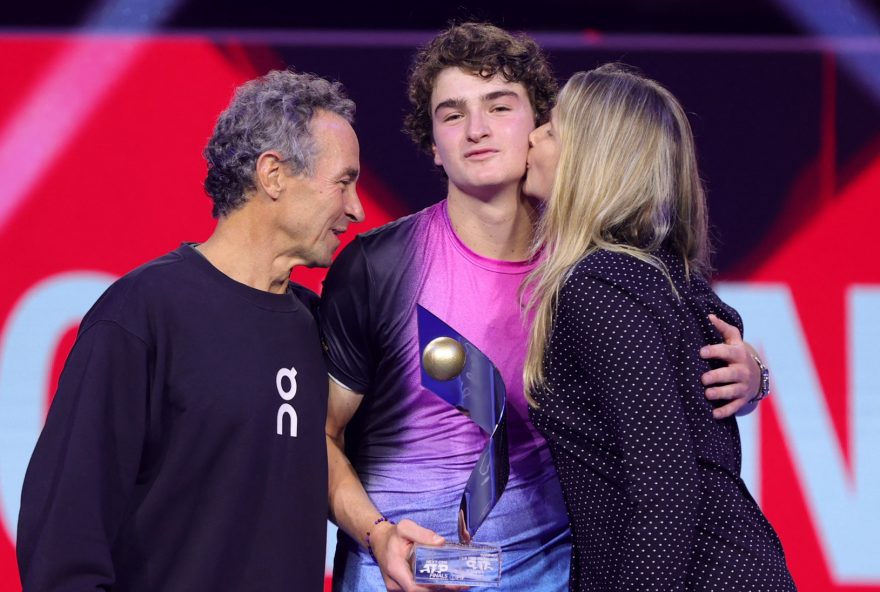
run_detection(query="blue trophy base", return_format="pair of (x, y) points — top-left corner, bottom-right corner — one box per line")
(411, 542), (502, 587)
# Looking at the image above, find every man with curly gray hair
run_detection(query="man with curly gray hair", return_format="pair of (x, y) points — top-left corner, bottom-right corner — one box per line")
(18, 69), (363, 591)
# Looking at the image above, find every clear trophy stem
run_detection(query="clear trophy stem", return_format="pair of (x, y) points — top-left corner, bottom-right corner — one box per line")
(414, 306), (510, 589)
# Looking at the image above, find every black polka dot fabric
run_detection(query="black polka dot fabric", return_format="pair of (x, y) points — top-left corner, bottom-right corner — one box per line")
(529, 248), (796, 591)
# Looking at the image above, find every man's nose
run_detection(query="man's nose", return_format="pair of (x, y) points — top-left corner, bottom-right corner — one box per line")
(345, 187), (365, 223)
(466, 111), (490, 141)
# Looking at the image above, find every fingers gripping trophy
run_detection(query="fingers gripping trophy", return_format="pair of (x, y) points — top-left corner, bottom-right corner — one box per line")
(412, 305), (510, 587)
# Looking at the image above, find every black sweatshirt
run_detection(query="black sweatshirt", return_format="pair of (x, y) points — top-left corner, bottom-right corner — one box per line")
(17, 245), (329, 591)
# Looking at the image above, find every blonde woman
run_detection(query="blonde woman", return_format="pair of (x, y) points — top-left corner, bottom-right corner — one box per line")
(522, 64), (796, 591)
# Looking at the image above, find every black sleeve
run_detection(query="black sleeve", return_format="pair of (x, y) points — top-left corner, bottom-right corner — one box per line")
(562, 272), (699, 590)
(289, 283), (321, 321)
(319, 237), (374, 394)
(17, 321), (150, 591)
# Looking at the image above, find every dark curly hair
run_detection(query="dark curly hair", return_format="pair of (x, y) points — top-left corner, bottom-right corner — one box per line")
(203, 70), (355, 218)
(404, 22), (558, 154)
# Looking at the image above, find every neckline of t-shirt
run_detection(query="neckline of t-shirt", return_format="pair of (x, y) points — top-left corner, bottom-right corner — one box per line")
(440, 200), (539, 275)
(180, 243), (301, 313)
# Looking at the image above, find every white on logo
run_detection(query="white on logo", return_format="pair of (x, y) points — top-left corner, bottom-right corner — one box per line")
(276, 365), (298, 437)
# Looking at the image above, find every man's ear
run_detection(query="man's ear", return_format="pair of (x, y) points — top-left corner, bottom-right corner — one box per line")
(432, 144), (443, 167)
(256, 151), (286, 200)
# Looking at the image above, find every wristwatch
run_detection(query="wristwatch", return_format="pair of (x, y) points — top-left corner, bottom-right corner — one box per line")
(750, 354), (770, 403)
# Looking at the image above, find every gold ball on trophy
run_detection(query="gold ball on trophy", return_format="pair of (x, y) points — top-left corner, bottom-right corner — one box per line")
(422, 337), (466, 381)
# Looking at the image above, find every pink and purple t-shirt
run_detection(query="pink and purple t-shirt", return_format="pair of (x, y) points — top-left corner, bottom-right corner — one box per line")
(321, 201), (570, 590)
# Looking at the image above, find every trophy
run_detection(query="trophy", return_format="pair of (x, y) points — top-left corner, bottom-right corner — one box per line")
(410, 305), (510, 587)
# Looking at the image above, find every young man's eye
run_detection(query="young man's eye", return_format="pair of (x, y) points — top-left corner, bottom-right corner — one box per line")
(442, 112), (462, 122)
(492, 105), (511, 113)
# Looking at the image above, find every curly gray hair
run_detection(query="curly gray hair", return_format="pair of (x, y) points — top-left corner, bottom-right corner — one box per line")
(203, 70), (355, 218)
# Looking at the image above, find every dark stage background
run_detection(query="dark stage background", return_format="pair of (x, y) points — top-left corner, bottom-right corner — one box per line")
(1, 1), (879, 590)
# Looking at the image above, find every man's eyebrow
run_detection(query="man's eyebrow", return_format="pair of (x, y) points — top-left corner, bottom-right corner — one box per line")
(433, 90), (522, 116)
(483, 90), (520, 102)
(434, 97), (466, 115)
(342, 167), (360, 180)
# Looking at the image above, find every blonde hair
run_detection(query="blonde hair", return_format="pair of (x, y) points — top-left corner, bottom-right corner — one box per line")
(523, 63), (711, 405)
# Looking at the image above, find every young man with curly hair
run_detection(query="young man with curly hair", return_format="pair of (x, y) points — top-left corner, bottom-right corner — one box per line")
(321, 22), (764, 591)
(321, 23), (567, 591)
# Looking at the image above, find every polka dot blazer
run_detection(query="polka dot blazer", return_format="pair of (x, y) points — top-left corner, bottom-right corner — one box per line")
(529, 248), (796, 591)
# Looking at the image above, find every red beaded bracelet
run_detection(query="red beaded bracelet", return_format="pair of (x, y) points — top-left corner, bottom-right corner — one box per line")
(366, 516), (396, 561)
